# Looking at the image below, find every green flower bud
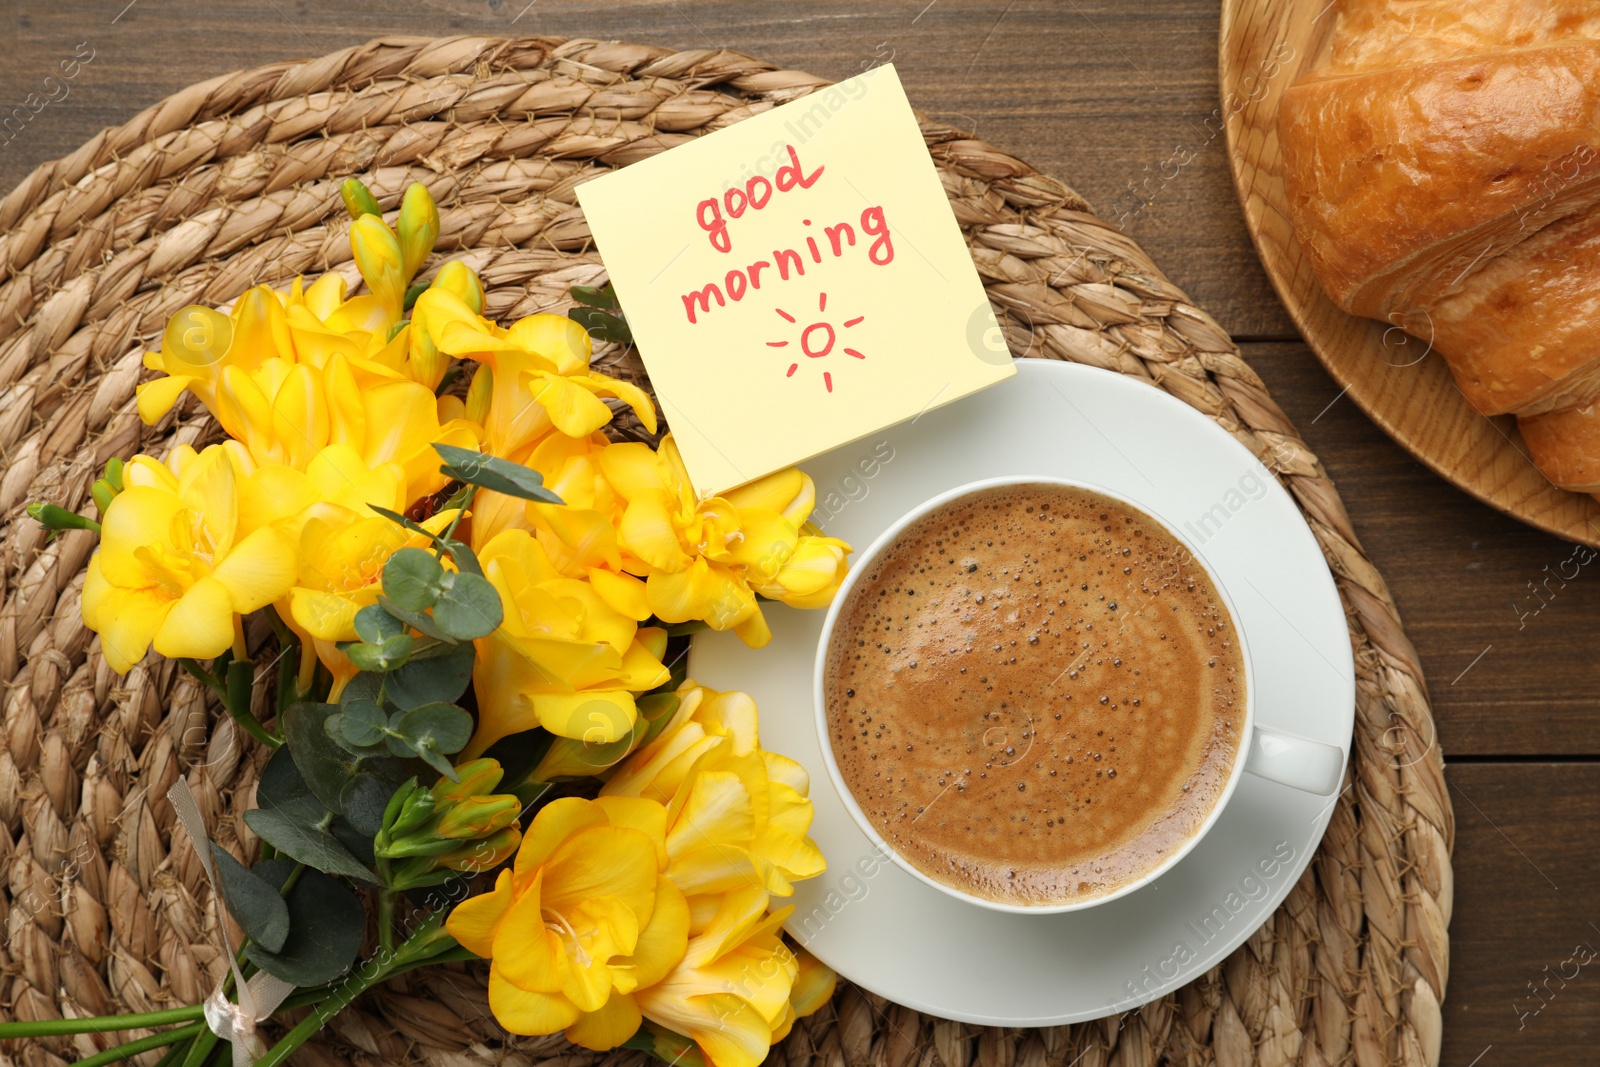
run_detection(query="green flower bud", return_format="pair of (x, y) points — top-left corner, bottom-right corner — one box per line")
(103, 456), (124, 492)
(389, 786), (436, 838)
(433, 758), (504, 805)
(439, 826), (520, 873)
(436, 794), (520, 840)
(340, 177), (383, 220)
(90, 479), (117, 516)
(26, 503), (100, 534)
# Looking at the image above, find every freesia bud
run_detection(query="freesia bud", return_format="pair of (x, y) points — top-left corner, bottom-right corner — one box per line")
(436, 794), (520, 840)
(433, 260), (484, 315)
(340, 177), (382, 220)
(103, 456), (124, 492)
(433, 758), (504, 804)
(389, 785), (436, 838)
(90, 479), (117, 515)
(439, 825), (520, 872)
(397, 183), (440, 282)
(26, 502), (100, 534)
(350, 214), (407, 321)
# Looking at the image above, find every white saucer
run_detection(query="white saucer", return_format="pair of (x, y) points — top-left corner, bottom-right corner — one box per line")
(689, 359), (1354, 1026)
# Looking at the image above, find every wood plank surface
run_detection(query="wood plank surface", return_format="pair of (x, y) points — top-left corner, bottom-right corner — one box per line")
(2, 0), (1594, 1061)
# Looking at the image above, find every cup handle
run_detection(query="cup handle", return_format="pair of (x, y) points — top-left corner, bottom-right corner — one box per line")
(1243, 725), (1345, 796)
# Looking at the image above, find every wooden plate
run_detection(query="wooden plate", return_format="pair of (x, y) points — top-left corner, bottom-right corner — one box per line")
(1219, 0), (1600, 547)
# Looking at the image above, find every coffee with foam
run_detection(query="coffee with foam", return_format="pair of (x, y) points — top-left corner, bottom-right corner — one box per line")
(823, 483), (1245, 906)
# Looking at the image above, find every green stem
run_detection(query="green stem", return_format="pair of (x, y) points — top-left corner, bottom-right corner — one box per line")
(254, 916), (457, 1067)
(251, 965), (387, 1067)
(225, 658), (281, 748)
(441, 486), (475, 543)
(150, 1038), (192, 1067)
(177, 659), (225, 699)
(71, 1022), (205, 1067)
(0, 1006), (204, 1039)
(378, 890), (396, 955)
(176, 1028), (217, 1067)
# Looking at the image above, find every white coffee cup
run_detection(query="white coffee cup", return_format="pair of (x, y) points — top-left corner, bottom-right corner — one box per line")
(812, 475), (1345, 915)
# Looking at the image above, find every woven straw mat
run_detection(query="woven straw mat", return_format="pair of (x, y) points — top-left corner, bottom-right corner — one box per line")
(0, 34), (1451, 1067)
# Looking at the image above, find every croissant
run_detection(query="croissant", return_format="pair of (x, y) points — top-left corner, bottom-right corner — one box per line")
(1278, 0), (1600, 491)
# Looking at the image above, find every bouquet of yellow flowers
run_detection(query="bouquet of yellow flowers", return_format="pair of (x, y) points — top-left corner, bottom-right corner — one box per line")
(12, 180), (848, 1067)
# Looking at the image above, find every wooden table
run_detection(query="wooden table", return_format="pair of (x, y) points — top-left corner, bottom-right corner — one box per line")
(6, 2), (1594, 1061)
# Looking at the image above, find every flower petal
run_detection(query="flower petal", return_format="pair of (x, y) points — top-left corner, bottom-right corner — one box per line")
(588, 568), (651, 621)
(135, 375), (200, 424)
(509, 801), (607, 886)
(152, 577), (236, 660)
(532, 690), (637, 744)
(565, 992), (642, 1052)
(489, 967), (581, 1035)
(213, 526), (297, 613)
(445, 868), (513, 957)
(542, 825), (658, 923)
(621, 879), (689, 991)
(528, 373), (615, 438)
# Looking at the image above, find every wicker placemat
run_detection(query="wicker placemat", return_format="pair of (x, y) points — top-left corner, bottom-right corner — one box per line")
(0, 35), (1451, 1067)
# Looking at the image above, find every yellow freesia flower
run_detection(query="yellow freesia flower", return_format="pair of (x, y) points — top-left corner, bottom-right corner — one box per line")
(139, 182), (475, 428)
(634, 886), (798, 1067)
(208, 351), (477, 507)
(598, 437), (850, 647)
(602, 682), (756, 802)
(136, 285), (293, 425)
(467, 530), (671, 754)
(277, 498), (460, 698)
(406, 260), (484, 391)
(421, 291), (657, 457)
(504, 431), (651, 620)
(82, 444), (297, 673)
(603, 682), (823, 898)
(446, 797), (688, 1043)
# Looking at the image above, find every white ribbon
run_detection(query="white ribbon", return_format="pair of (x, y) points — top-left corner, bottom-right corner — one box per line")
(169, 780), (296, 1066)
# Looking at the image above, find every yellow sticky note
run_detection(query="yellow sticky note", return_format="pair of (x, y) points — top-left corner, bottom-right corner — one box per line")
(576, 63), (1014, 497)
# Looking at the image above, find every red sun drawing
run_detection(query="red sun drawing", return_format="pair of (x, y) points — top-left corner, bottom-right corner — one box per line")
(765, 292), (865, 393)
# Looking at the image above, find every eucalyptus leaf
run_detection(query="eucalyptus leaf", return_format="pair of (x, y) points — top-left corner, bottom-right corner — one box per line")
(345, 633), (416, 672)
(354, 603), (405, 644)
(210, 845), (289, 953)
(385, 644), (475, 709)
(383, 547), (446, 611)
(392, 702), (474, 756)
(244, 860), (364, 986)
(569, 283), (620, 310)
(375, 596), (456, 643)
(330, 816), (379, 867)
(410, 742), (459, 781)
(568, 306), (633, 345)
(323, 714), (390, 760)
(284, 702), (362, 814)
(255, 746), (315, 809)
(433, 444), (564, 505)
(437, 537), (484, 577)
(340, 774), (394, 837)
(431, 571), (503, 640)
(341, 672), (384, 706)
(338, 699), (388, 747)
(243, 806), (379, 883)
